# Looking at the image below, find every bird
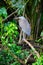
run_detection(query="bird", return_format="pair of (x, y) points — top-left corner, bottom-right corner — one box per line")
(14, 16), (31, 43)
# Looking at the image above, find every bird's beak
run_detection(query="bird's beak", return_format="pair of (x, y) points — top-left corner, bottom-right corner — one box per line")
(14, 17), (19, 20)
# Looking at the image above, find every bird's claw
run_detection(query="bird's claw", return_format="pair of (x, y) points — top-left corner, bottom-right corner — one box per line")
(18, 40), (21, 44)
(22, 38), (25, 41)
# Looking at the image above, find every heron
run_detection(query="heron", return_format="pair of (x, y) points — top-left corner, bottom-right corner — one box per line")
(14, 16), (31, 43)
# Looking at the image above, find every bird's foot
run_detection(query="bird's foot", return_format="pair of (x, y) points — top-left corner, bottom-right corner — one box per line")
(22, 38), (25, 41)
(18, 40), (21, 44)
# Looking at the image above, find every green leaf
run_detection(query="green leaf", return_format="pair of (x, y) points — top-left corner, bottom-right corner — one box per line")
(40, 31), (43, 37)
(1, 7), (7, 18)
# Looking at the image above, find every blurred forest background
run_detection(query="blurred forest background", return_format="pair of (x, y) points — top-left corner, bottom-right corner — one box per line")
(0, 0), (43, 65)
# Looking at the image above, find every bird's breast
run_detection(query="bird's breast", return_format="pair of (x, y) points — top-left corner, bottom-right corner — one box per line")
(18, 19), (31, 36)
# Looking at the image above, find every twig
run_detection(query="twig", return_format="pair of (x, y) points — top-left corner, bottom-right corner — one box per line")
(25, 53), (32, 64)
(23, 39), (40, 58)
(2, 8), (19, 22)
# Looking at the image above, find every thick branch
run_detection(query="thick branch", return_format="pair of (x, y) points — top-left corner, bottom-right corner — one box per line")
(23, 39), (40, 58)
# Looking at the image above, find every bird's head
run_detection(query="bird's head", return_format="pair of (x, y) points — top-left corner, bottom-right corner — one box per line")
(14, 16), (25, 20)
(18, 16), (25, 20)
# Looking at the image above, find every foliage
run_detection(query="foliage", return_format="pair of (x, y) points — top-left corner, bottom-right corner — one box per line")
(40, 31), (43, 37)
(0, 7), (8, 39)
(0, 49), (13, 65)
(0, 43), (30, 65)
(0, 7), (7, 18)
(4, 0), (29, 15)
(0, 0), (43, 65)
(35, 31), (43, 43)
(0, 7), (19, 45)
(32, 55), (43, 65)
(0, 7), (30, 65)
(0, 7), (20, 65)
(1, 21), (19, 45)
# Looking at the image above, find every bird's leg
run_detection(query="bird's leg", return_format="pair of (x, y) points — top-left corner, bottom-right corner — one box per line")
(23, 32), (26, 40)
(18, 30), (22, 44)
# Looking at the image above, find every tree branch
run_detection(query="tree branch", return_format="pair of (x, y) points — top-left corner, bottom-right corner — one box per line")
(2, 8), (19, 22)
(23, 39), (40, 58)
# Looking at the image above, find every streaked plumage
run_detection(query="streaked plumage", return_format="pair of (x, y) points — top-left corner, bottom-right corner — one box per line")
(18, 16), (31, 36)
